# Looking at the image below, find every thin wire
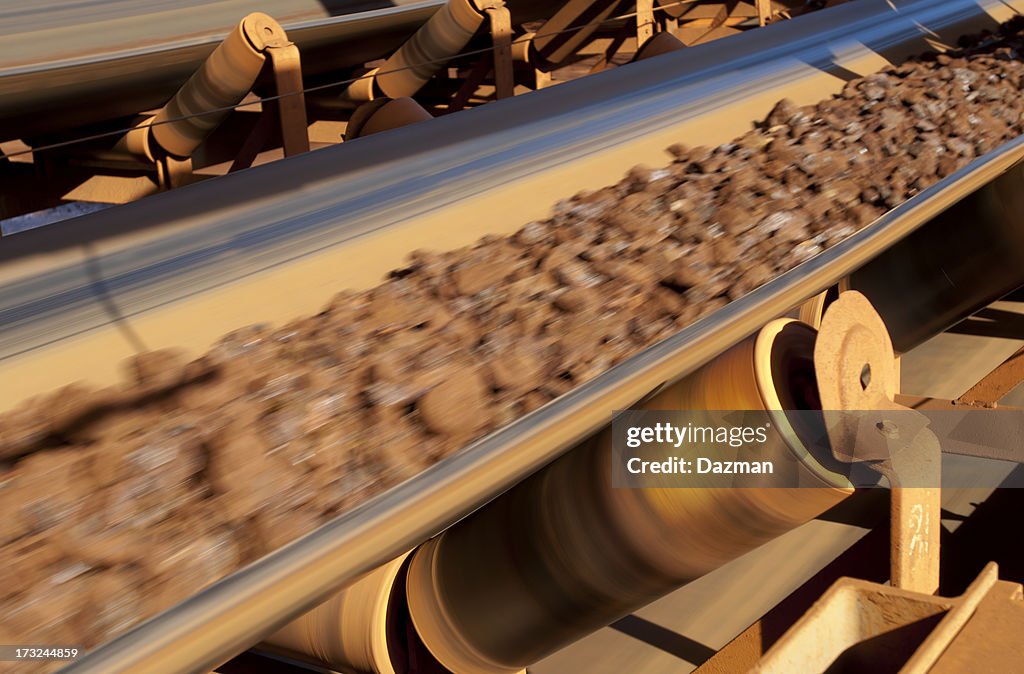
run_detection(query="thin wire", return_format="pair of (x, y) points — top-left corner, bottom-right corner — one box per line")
(1, 0), (712, 160)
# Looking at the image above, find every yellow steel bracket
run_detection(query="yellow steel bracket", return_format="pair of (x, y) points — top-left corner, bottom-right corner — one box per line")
(815, 291), (941, 594)
(231, 17), (310, 171)
(124, 12), (310, 180)
(636, 0), (656, 48)
(265, 43), (311, 158)
(447, 0), (513, 112)
(479, 0), (514, 100)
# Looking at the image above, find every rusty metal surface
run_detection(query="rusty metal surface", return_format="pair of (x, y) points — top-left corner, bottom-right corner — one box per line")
(753, 562), (1023, 673)
(957, 344), (1024, 406)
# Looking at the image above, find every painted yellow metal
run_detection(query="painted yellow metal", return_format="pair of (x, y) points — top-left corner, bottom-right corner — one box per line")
(815, 292), (941, 594)
(361, 0), (486, 100)
(150, 13), (282, 158)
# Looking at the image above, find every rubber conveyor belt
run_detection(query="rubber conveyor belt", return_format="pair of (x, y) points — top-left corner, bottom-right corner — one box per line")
(56, 142), (1024, 674)
(0, 0), (1019, 671)
(3, 0), (1018, 407)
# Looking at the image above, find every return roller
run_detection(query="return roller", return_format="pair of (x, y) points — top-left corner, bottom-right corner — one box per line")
(405, 319), (853, 673)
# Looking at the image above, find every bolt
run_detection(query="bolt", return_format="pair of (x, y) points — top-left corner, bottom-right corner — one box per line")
(876, 420), (899, 439)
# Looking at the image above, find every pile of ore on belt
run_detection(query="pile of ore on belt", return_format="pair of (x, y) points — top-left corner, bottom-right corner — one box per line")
(2, 18), (1024, 662)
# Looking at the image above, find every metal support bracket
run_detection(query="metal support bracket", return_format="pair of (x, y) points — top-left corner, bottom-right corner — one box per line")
(895, 341), (1024, 465)
(815, 291), (941, 594)
(447, 1), (512, 112)
(155, 154), (192, 190)
(266, 43), (311, 158)
(637, 0), (656, 48)
(482, 1), (514, 100)
(231, 40), (309, 172)
(958, 343), (1024, 407)
(591, 21), (633, 72)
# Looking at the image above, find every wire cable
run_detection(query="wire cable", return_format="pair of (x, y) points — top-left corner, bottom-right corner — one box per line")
(0, 0), (746, 161)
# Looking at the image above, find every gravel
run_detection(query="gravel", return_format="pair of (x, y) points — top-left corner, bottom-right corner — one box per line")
(3, 19), (1024, 662)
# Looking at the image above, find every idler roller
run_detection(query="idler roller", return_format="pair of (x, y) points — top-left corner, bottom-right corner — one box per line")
(843, 161), (1024, 352)
(798, 286), (840, 330)
(350, 0), (487, 102)
(345, 98), (433, 141)
(150, 13), (286, 158)
(796, 161), (1024, 351)
(262, 552), (446, 673)
(405, 320), (852, 673)
(632, 31), (686, 62)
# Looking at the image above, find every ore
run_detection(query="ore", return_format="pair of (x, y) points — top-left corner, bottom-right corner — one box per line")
(7, 20), (1024, 652)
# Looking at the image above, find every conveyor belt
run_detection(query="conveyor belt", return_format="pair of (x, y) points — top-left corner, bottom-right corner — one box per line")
(3, 0), (1017, 409)
(0, 1), (1011, 672)
(0, 0), (407, 67)
(0, 2), (1011, 667)
(55, 140), (1024, 674)
(0, 0), (549, 141)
